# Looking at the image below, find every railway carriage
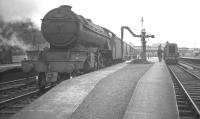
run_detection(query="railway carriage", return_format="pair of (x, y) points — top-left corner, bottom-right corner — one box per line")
(123, 42), (134, 60)
(21, 5), (135, 90)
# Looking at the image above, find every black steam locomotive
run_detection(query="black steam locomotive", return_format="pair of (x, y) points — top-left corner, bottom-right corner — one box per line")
(22, 5), (134, 89)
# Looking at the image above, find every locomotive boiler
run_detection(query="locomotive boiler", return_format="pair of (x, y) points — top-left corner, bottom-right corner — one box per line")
(22, 5), (133, 89)
(41, 5), (109, 49)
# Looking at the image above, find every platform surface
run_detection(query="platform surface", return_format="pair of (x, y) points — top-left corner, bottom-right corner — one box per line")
(68, 63), (152, 119)
(123, 61), (179, 119)
(11, 62), (152, 119)
(0, 64), (21, 72)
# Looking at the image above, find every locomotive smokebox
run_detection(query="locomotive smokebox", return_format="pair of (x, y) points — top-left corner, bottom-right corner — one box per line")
(41, 5), (110, 48)
(41, 5), (79, 47)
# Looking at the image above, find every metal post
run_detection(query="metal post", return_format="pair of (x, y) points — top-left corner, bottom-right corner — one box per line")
(141, 29), (154, 61)
(121, 26), (154, 61)
(141, 29), (146, 60)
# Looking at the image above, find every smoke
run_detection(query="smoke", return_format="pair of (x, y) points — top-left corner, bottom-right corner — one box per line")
(0, 0), (40, 52)
(0, 33), (31, 51)
(0, 0), (38, 21)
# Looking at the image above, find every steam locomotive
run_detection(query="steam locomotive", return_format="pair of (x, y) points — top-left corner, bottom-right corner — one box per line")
(163, 43), (179, 64)
(22, 5), (134, 89)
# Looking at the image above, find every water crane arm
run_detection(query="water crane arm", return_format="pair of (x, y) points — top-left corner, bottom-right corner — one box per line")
(121, 26), (155, 61)
(121, 26), (141, 41)
(146, 34), (155, 38)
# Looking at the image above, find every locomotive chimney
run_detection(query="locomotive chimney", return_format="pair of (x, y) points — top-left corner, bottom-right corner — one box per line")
(59, 5), (72, 10)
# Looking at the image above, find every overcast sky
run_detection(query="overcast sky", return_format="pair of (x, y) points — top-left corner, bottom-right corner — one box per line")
(1, 0), (200, 48)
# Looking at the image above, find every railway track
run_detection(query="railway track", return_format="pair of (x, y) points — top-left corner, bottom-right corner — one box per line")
(179, 60), (200, 70)
(0, 76), (51, 119)
(168, 64), (200, 119)
(178, 61), (200, 78)
(0, 76), (37, 102)
(0, 90), (40, 119)
(0, 76), (36, 85)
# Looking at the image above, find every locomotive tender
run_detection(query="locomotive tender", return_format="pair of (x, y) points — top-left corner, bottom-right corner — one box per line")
(163, 43), (179, 64)
(22, 5), (134, 89)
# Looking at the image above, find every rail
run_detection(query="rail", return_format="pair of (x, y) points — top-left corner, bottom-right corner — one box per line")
(0, 76), (36, 85)
(0, 90), (39, 108)
(179, 57), (200, 70)
(168, 65), (200, 117)
(0, 85), (51, 109)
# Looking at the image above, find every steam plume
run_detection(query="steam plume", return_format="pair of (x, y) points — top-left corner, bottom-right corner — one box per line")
(0, 33), (31, 51)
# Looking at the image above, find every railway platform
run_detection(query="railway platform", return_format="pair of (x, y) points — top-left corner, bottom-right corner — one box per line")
(0, 64), (21, 73)
(0, 64), (23, 83)
(123, 61), (179, 119)
(10, 59), (178, 119)
(10, 61), (152, 119)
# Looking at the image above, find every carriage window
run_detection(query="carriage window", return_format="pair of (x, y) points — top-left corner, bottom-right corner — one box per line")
(169, 46), (175, 53)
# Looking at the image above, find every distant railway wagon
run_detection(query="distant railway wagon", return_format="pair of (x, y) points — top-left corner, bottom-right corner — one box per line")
(123, 42), (134, 60)
(164, 43), (179, 64)
(21, 5), (135, 90)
